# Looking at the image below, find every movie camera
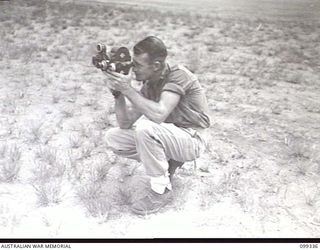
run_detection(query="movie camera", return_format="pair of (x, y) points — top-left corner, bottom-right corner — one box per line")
(92, 44), (132, 75)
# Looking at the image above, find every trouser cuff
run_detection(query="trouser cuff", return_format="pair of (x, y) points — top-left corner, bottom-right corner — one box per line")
(150, 175), (172, 194)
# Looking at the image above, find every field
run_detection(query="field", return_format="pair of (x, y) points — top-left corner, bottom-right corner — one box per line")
(0, 0), (320, 238)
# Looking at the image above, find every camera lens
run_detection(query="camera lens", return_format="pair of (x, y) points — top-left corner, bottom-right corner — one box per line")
(97, 44), (106, 53)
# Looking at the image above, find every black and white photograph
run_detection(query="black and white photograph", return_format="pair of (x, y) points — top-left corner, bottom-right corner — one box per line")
(0, 0), (320, 241)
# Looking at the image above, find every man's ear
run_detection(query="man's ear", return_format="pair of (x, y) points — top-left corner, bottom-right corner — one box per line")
(152, 61), (162, 72)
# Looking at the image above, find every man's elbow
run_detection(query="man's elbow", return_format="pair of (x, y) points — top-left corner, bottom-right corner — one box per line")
(149, 111), (168, 124)
(150, 118), (163, 124)
(118, 121), (133, 129)
(119, 124), (132, 129)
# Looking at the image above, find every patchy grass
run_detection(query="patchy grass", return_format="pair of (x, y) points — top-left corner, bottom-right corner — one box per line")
(0, 0), (319, 237)
(0, 144), (21, 183)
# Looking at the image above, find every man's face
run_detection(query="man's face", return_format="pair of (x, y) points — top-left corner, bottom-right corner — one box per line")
(132, 53), (154, 81)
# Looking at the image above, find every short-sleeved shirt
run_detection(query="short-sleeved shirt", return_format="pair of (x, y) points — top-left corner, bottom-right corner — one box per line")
(140, 64), (210, 130)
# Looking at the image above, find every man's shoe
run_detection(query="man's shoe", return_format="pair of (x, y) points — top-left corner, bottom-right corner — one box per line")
(131, 188), (173, 215)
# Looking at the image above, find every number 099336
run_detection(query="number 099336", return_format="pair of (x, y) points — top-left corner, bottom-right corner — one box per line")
(300, 244), (318, 248)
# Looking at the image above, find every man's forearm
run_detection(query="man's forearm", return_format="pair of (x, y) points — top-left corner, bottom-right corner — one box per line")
(114, 93), (142, 129)
(114, 94), (133, 129)
(123, 87), (166, 123)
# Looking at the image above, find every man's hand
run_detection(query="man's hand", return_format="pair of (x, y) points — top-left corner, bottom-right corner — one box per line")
(103, 70), (132, 94)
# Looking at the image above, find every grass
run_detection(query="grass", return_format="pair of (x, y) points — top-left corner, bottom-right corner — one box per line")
(32, 148), (67, 206)
(52, 92), (61, 104)
(75, 158), (114, 219)
(0, 0), (319, 236)
(304, 188), (320, 207)
(27, 122), (44, 144)
(35, 146), (59, 168)
(32, 174), (65, 206)
(77, 181), (110, 219)
(1, 97), (17, 115)
(83, 98), (99, 109)
(91, 130), (104, 148)
(69, 134), (83, 149)
(94, 111), (112, 130)
(61, 106), (75, 118)
(80, 145), (94, 160)
(0, 144), (21, 183)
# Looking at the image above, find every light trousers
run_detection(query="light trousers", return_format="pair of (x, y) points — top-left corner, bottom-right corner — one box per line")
(105, 117), (205, 194)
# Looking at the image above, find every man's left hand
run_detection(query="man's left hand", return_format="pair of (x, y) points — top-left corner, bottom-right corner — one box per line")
(103, 70), (132, 94)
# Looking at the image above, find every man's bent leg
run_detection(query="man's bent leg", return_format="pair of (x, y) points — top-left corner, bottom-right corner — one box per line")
(134, 119), (202, 194)
(131, 119), (202, 215)
(105, 128), (140, 161)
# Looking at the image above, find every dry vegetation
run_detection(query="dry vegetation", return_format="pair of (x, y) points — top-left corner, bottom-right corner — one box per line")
(0, 0), (320, 237)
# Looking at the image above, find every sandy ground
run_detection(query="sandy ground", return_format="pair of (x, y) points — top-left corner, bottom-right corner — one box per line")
(76, 0), (320, 21)
(0, 0), (320, 238)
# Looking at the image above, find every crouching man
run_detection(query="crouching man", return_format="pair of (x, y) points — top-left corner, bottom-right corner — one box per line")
(104, 36), (210, 215)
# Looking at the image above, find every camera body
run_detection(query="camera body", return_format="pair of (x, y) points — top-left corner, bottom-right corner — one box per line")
(92, 44), (132, 75)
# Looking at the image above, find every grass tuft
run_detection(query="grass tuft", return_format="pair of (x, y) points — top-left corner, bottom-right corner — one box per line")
(0, 144), (22, 183)
(32, 148), (66, 206)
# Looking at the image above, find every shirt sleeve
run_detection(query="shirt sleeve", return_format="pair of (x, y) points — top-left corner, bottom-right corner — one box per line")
(162, 82), (186, 96)
(162, 66), (194, 96)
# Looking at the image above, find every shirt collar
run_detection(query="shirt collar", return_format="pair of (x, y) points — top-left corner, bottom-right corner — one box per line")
(159, 63), (170, 80)
(145, 63), (170, 87)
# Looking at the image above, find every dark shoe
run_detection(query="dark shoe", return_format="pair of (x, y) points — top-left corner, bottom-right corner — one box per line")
(168, 159), (184, 181)
(131, 188), (173, 215)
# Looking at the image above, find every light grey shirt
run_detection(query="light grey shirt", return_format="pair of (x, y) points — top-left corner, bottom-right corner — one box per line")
(140, 64), (211, 130)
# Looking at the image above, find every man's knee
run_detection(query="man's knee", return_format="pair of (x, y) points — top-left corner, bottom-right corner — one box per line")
(134, 119), (156, 138)
(134, 120), (165, 149)
(105, 127), (121, 147)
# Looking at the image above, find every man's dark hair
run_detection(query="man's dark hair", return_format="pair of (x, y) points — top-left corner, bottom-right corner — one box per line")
(133, 36), (167, 62)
